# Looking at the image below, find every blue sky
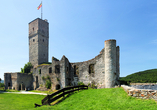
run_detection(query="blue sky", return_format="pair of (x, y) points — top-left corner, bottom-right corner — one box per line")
(1, 0), (157, 80)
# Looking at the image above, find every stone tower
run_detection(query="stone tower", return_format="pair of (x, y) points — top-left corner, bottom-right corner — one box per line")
(29, 18), (49, 67)
(105, 39), (119, 88)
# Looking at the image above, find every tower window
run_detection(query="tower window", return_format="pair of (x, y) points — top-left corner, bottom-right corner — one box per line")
(33, 27), (34, 31)
(43, 39), (44, 42)
(33, 39), (35, 42)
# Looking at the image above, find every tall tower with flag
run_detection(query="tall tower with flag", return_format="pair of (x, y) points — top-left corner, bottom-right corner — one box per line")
(29, 18), (49, 67)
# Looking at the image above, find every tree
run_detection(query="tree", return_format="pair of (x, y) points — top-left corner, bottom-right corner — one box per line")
(21, 62), (33, 73)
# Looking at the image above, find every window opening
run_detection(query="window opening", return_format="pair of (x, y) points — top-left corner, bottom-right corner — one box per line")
(89, 64), (94, 74)
(49, 67), (52, 73)
(55, 65), (60, 73)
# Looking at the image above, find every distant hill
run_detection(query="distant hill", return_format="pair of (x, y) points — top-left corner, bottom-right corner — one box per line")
(120, 69), (157, 84)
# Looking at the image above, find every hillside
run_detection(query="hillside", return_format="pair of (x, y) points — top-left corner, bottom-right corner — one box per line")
(120, 69), (157, 84)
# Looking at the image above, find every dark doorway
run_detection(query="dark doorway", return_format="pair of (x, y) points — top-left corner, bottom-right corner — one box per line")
(56, 84), (60, 90)
(19, 83), (25, 90)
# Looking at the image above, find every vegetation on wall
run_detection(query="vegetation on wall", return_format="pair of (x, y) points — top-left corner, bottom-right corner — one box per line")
(38, 69), (41, 74)
(21, 62), (33, 74)
(42, 75), (51, 89)
(120, 69), (157, 84)
(45, 80), (51, 89)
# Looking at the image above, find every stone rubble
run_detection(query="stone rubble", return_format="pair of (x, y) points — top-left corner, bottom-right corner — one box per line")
(121, 85), (157, 101)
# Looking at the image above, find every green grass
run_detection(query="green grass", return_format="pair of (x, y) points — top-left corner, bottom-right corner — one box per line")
(1, 88), (157, 110)
(0, 93), (45, 110)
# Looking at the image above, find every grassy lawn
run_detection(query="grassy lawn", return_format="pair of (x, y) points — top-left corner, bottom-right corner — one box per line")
(0, 93), (45, 110)
(1, 87), (157, 110)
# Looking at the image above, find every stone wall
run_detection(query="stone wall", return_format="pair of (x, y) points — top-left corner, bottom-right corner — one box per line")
(121, 85), (157, 101)
(4, 73), (33, 90)
(71, 48), (105, 87)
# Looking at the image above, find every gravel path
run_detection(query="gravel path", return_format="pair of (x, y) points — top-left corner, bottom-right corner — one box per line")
(0, 91), (47, 95)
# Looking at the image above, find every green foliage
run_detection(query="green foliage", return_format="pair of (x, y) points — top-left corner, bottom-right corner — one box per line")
(40, 84), (43, 87)
(45, 80), (51, 89)
(0, 83), (4, 88)
(120, 69), (157, 84)
(88, 81), (97, 89)
(46, 75), (50, 80)
(77, 82), (85, 85)
(42, 76), (45, 80)
(21, 62), (33, 73)
(39, 69), (41, 74)
(57, 77), (60, 81)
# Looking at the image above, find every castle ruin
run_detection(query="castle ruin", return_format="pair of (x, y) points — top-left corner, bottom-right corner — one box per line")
(4, 18), (120, 90)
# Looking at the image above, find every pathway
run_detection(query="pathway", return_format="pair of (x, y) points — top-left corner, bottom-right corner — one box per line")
(0, 91), (47, 95)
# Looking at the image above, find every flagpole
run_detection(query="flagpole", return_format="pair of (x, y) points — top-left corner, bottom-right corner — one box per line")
(41, 0), (42, 19)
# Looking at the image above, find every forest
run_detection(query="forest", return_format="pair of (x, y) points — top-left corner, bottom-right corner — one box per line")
(120, 69), (157, 85)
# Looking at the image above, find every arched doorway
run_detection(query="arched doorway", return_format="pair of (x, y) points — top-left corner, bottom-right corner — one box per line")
(56, 84), (60, 90)
(19, 83), (25, 90)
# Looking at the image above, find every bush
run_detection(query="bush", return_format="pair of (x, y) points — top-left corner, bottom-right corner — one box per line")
(45, 80), (51, 89)
(0, 83), (4, 88)
(78, 82), (85, 86)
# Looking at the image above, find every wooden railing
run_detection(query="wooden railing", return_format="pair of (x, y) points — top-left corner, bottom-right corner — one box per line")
(35, 85), (88, 107)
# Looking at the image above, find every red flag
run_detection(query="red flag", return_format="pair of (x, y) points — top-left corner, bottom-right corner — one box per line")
(37, 3), (42, 10)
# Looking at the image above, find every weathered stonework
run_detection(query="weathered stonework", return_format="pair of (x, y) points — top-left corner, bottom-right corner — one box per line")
(4, 73), (33, 90)
(4, 18), (120, 91)
(121, 85), (157, 101)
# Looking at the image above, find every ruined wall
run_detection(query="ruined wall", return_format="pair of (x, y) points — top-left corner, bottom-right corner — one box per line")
(17, 73), (33, 90)
(121, 85), (157, 101)
(4, 73), (33, 90)
(4, 73), (17, 90)
(70, 49), (105, 87)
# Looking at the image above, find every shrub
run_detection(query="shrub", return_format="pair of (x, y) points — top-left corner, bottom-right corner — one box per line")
(45, 80), (51, 89)
(0, 83), (4, 88)
(78, 82), (85, 86)
(46, 76), (50, 80)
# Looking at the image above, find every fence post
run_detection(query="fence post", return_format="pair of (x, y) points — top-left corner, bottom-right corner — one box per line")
(48, 95), (50, 105)
(63, 89), (65, 98)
